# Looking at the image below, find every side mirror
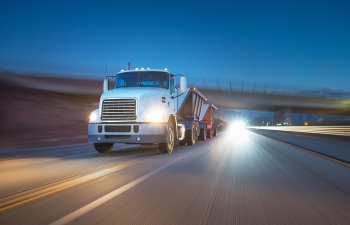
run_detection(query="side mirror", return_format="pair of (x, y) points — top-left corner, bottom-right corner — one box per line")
(172, 78), (176, 93)
(103, 78), (109, 92)
(180, 77), (187, 93)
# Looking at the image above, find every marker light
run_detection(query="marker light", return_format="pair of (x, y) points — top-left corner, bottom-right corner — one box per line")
(147, 67), (150, 70)
(164, 68), (167, 71)
(135, 68), (139, 70)
(141, 68), (144, 70)
(145, 112), (165, 120)
(193, 87), (196, 90)
(204, 98), (207, 101)
(121, 69), (124, 72)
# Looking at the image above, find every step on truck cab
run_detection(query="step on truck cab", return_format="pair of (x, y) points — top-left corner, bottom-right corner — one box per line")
(198, 104), (218, 140)
(88, 68), (207, 153)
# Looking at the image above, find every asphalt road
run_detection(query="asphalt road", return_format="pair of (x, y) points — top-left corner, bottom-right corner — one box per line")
(1, 129), (350, 225)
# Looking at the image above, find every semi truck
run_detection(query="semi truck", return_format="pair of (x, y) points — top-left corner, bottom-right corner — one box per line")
(88, 68), (207, 153)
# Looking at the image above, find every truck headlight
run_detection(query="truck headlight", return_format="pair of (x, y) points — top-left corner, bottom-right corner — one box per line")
(90, 111), (98, 121)
(145, 112), (164, 120)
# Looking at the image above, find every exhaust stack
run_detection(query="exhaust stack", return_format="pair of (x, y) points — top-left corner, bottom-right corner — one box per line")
(127, 62), (130, 70)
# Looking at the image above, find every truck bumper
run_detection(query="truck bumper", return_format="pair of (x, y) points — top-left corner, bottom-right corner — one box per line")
(88, 123), (167, 144)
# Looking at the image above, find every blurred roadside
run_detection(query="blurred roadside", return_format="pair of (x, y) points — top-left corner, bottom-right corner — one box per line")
(1, 71), (347, 149)
(0, 72), (101, 149)
(0, 72), (231, 149)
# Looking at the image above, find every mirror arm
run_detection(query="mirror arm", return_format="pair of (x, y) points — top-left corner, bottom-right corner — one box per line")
(171, 74), (183, 77)
(171, 93), (184, 99)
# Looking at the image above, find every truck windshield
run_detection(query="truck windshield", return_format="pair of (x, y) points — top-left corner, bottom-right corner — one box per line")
(115, 71), (169, 89)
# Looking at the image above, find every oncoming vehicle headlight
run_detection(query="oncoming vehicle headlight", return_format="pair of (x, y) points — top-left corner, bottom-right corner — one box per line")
(90, 111), (98, 121)
(145, 112), (165, 120)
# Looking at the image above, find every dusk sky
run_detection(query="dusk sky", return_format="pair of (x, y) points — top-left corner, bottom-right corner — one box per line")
(1, 0), (349, 91)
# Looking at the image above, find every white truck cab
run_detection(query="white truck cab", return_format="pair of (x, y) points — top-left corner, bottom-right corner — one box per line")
(88, 68), (207, 154)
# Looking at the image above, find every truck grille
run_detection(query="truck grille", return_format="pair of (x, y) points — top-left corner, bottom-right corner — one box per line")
(101, 99), (137, 121)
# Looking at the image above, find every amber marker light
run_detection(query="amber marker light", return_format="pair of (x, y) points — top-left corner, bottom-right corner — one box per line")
(141, 68), (144, 70)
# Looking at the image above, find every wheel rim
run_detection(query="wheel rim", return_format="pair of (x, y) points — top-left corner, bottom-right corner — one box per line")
(168, 127), (174, 147)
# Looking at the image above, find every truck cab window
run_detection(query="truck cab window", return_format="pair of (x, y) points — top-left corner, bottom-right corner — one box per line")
(115, 71), (169, 89)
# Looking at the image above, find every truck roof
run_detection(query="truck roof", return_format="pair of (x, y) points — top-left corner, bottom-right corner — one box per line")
(117, 69), (172, 74)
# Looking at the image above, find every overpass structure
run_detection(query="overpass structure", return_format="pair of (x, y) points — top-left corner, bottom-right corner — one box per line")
(2, 73), (350, 124)
(201, 88), (350, 124)
(201, 89), (350, 115)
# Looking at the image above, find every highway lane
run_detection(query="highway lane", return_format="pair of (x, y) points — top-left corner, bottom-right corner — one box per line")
(1, 130), (350, 224)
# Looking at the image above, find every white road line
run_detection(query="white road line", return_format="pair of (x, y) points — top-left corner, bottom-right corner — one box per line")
(50, 153), (189, 225)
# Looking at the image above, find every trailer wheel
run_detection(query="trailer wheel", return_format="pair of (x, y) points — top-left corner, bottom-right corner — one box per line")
(94, 143), (114, 153)
(186, 124), (196, 145)
(199, 128), (206, 141)
(159, 121), (175, 153)
(207, 129), (213, 138)
(213, 128), (218, 137)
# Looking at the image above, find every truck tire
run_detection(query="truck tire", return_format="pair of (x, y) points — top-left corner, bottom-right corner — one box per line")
(159, 121), (175, 153)
(186, 124), (196, 145)
(207, 128), (213, 138)
(198, 128), (206, 141)
(213, 128), (218, 137)
(94, 143), (114, 153)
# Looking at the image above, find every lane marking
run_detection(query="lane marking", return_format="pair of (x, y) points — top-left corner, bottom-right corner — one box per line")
(50, 153), (189, 225)
(253, 132), (350, 168)
(0, 155), (153, 212)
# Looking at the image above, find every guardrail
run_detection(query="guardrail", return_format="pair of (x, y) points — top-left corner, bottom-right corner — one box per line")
(249, 126), (350, 137)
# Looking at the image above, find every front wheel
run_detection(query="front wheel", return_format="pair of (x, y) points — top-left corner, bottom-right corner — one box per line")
(159, 121), (175, 153)
(94, 143), (114, 153)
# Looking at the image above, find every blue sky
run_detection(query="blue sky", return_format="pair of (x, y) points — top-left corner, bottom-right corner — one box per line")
(1, 0), (349, 90)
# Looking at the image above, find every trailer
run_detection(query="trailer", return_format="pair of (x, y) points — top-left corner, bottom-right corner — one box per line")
(88, 67), (207, 154)
(176, 87), (206, 145)
(198, 104), (218, 140)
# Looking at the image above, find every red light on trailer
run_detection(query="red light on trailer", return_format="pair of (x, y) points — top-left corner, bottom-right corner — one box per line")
(204, 98), (207, 101)
(207, 124), (212, 129)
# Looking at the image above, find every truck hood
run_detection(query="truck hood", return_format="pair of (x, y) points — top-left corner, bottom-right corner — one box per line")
(100, 87), (167, 100)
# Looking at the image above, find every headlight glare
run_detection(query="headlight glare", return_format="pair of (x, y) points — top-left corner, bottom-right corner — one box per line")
(90, 112), (98, 121)
(145, 112), (164, 120)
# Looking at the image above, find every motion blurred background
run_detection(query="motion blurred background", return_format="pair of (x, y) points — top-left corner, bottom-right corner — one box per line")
(1, 0), (350, 148)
